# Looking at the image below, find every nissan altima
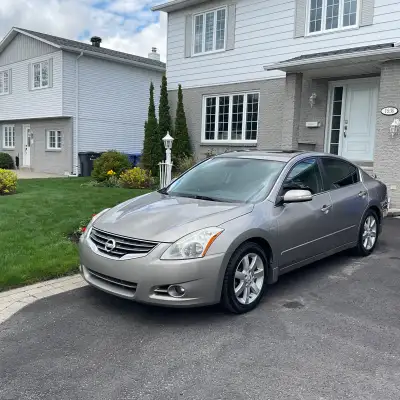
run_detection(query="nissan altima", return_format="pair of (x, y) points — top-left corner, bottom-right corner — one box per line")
(79, 151), (388, 313)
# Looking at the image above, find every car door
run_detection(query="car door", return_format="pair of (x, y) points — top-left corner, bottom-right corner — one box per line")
(319, 157), (368, 248)
(274, 157), (335, 269)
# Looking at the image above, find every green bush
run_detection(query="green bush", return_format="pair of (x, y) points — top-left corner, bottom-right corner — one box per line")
(175, 155), (196, 175)
(0, 169), (17, 195)
(119, 167), (152, 189)
(91, 151), (131, 182)
(0, 152), (15, 169)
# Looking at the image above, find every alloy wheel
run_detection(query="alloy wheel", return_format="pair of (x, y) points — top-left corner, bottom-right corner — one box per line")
(362, 215), (377, 251)
(234, 253), (265, 305)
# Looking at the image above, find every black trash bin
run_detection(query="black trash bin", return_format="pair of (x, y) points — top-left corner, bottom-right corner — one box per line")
(78, 152), (102, 177)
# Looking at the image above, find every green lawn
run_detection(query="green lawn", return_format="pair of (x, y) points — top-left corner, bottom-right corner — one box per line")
(0, 178), (149, 291)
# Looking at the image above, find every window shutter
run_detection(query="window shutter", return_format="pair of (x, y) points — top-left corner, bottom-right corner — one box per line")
(48, 58), (53, 88)
(294, 0), (307, 38)
(28, 63), (32, 90)
(360, 0), (374, 27)
(184, 14), (193, 58)
(8, 69), (12, 94)
(226, 4), (236, 51)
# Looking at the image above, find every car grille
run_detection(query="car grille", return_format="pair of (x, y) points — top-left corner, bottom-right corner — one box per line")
(87, 268), (137, 292)
(89, 227), (158, 258)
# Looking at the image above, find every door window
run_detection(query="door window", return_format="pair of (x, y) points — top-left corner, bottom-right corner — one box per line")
(282, 158), (323, 195)
(320, 157), (359, 190)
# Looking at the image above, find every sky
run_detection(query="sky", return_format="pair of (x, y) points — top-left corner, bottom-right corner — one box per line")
(0, 0), (168, 61)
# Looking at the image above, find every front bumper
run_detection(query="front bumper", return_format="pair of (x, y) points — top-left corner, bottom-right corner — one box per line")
(79, 236), (226, 307)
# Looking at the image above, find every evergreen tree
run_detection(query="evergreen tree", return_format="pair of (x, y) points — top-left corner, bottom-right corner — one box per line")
(141, 82), (162, 176)
(158, 74), (172, 140)
(173, 84), (192, 161)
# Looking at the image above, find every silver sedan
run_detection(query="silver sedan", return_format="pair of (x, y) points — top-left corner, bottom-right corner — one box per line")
(79, 151), (389, 313)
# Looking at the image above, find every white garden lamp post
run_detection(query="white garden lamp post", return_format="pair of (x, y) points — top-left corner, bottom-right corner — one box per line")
(160, 132), (174, 188)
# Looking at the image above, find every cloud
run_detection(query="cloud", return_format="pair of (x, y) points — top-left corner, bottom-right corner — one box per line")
(0, 0), (167, 61)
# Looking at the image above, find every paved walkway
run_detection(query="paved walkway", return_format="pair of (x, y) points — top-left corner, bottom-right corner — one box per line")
(15, 170), (66, 179)
(0, 275), (87, 324)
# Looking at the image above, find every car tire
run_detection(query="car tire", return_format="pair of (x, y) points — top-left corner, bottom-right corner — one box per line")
(221, 242), (268, 314)
(354, 209), (380, 257)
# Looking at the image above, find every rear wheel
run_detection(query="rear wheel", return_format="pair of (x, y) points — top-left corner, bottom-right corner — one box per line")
(354, 209), (379, 256)
(221, 242), (268, 314)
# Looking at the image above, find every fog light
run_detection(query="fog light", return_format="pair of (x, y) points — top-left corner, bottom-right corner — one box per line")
(167, 285), (185, 298)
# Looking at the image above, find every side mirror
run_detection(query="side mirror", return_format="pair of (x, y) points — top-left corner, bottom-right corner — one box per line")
(283, 189), (312, 203)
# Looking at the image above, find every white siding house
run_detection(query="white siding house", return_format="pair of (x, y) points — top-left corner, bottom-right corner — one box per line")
(153, 0), (400, 208)
(0, 28), (165, 175)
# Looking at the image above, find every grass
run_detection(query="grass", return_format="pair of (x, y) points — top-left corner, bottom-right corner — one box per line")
(0, 178), (149, 291)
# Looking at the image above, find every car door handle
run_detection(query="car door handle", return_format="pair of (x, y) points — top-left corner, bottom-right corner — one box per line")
(321, 205), (332, 213)
(358, 190), (367, 198)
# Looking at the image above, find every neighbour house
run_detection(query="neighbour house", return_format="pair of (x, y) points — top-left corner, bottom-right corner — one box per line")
(0, 28), (165, 175)
(153, 0), (400, 208)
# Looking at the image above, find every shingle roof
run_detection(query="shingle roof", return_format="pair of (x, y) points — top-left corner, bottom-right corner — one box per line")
(16, 27), (166, 70)
(280, 43), (395, 63)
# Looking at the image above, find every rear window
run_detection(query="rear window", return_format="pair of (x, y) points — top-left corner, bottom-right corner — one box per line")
(321, 157), (359, 190)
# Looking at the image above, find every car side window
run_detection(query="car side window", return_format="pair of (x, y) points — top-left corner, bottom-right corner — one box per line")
(282, 158), (323, 195)
(320, 158), (359, 190)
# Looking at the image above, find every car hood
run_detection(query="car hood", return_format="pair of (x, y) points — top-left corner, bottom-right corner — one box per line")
(94, 191), (253, 243)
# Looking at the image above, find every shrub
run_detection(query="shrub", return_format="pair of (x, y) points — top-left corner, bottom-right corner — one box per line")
(92, 151), (131, 182)
(0, 152), (15, 169)
(0, 169), (17, 195)
(176, 155), (196, 175)
(119, 167), (152, 189)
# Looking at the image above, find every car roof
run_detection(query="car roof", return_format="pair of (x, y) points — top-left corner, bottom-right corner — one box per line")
(215, 150), (353, 164)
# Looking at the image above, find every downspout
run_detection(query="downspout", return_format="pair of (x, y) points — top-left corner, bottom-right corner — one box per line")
(69, 51), (84, 177)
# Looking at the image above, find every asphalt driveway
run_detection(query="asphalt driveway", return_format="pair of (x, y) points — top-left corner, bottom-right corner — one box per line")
(1, 218), (400, 400)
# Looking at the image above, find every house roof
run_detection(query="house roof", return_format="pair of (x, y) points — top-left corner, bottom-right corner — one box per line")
(152, 0), (207, 12)
(264, 42), (400, 73)
(0, 27), (166, 71)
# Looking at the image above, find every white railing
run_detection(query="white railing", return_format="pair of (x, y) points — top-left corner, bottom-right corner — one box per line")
(159, 161), (173, 189)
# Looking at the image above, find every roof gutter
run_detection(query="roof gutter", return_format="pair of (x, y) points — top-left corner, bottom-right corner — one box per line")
(61, 46), (165, 72)
(264, 46), (400, 72)
(152, 0), (207, 12)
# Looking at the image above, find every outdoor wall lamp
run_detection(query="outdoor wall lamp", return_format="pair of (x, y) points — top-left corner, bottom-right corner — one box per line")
(309, 92), (317, 108)
(390, 118), (400, 138)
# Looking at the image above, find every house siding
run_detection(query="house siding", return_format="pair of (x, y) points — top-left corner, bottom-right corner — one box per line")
(0, 51), (63, 120)
(166, 0), (400, 89)
(168, 79), (285, 159)
(0, 33), (57, 67)
(62, 51), (77, 116)
(77, 56), (162, 154)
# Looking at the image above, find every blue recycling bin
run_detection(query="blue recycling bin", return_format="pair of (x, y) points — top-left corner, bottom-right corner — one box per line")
(126, 153), (142, 167)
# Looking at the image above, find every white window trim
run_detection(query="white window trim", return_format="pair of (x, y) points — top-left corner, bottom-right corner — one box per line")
(201, 91), (260, 145)
(32, 60), (49, 90)
(0, 70), (10, 96)
(305, 0), (360, 37)
(2, 125), (15, 149)
(192, 6), (227, 57)
(46, 130), (62, 150)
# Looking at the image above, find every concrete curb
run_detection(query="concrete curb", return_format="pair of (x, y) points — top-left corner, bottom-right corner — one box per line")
(0, 275), (87, 325)
(388, 209), (400, 217)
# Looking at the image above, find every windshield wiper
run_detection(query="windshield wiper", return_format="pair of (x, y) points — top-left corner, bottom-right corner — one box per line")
(157, 188), (169, 195)
(178, 194), (223, 202)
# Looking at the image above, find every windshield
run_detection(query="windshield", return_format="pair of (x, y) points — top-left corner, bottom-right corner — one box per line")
(165, 157), (285, 203)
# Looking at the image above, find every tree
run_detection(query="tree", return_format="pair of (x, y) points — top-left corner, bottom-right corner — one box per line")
(173, 84), (192, 162)
(158, 74), (172, 140)
(141, 82), (163, 176)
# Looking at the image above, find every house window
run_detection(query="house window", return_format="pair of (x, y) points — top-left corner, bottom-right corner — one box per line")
(3, 125), (15, 149)
(308, 0), (358, 34)
(203, 92), (259, 143)
(47, 130), (62, 150)
(193, 8), (226, 55)
(0, 70), (9, 95)
(32, 60), (49, 89)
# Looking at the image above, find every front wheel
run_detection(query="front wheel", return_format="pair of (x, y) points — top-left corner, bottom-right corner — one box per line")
(354, 209), (380, 256)
(221, 242), (268, 314)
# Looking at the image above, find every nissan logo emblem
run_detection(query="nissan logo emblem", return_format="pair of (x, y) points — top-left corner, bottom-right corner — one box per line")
(104, 239), (116, 252)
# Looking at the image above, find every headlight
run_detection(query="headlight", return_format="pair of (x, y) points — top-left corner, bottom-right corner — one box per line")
(81, 208), (110, 240)
(161, 227), (224, 260)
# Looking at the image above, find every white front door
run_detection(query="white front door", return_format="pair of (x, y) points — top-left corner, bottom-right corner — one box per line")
(22, 124), (31, 167)
(326, 79), (379, 162)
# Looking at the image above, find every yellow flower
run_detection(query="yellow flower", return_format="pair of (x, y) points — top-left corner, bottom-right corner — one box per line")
(107, 169), (116, 176)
